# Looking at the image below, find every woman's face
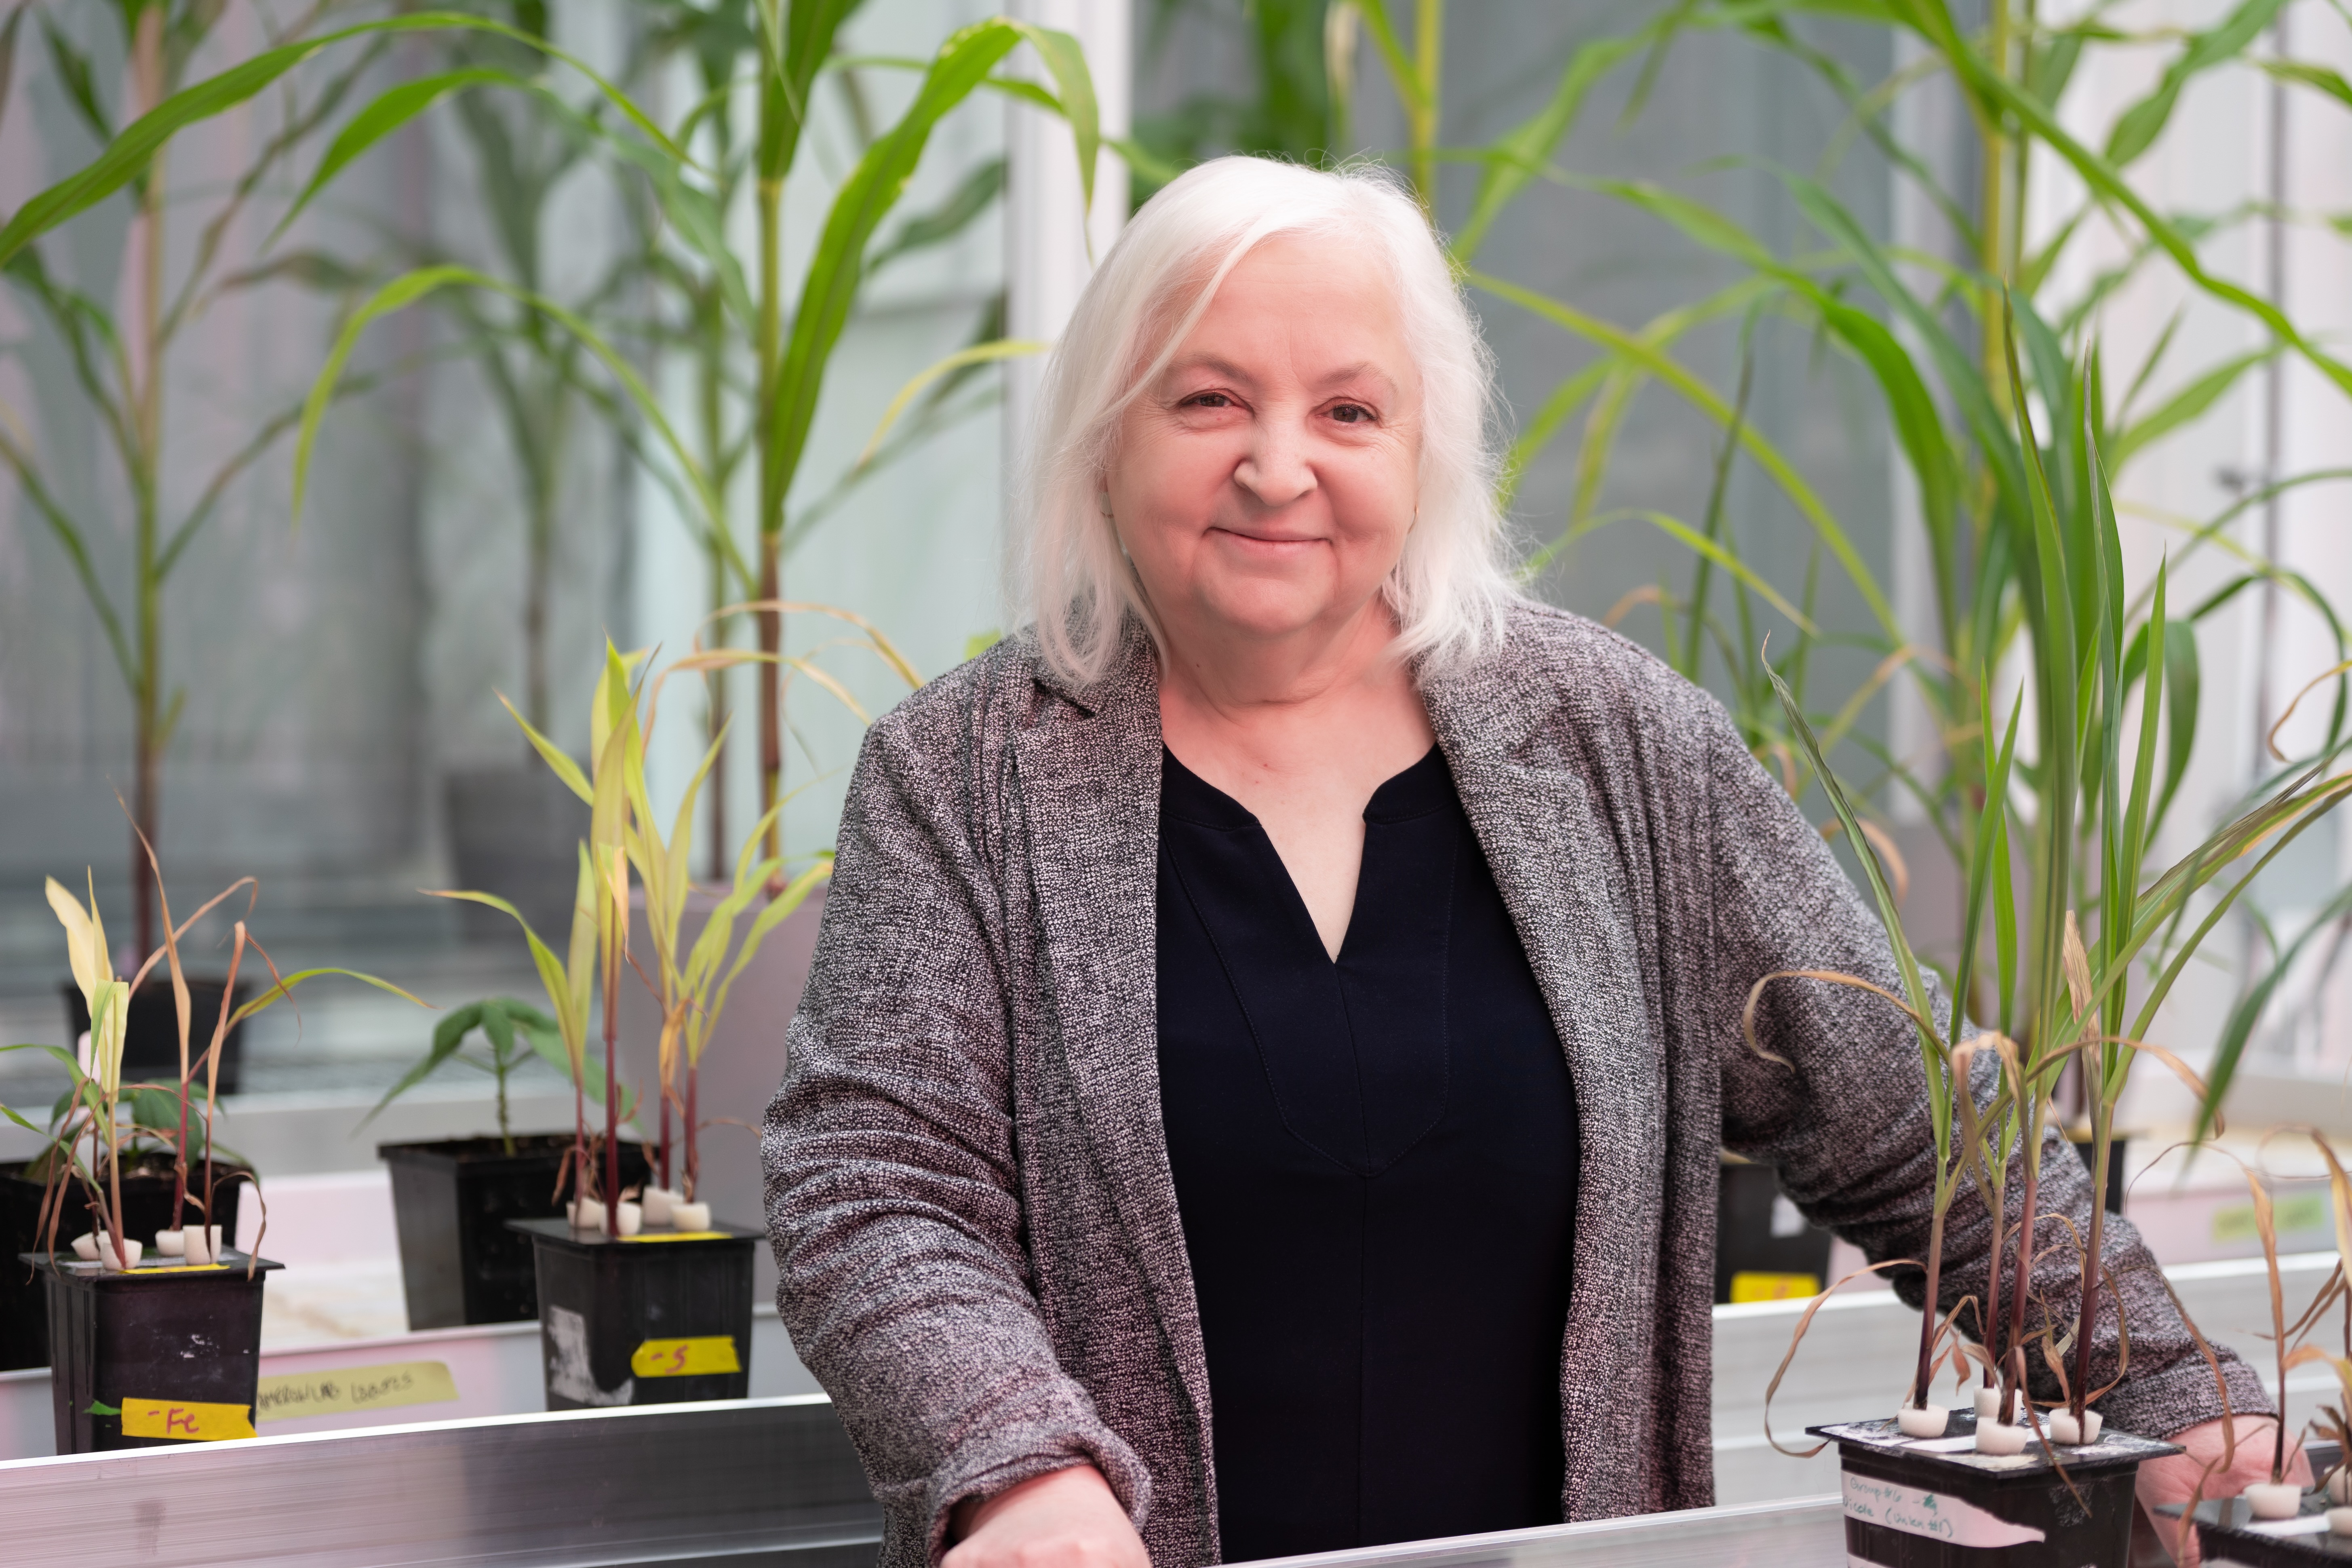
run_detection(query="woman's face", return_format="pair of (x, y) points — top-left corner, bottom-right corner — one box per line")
(1104, 236), (1421, 655)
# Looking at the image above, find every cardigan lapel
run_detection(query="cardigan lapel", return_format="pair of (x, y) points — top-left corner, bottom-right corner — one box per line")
(1011, 636), (1216, 1429)
(1423, 649), (1669, 1517)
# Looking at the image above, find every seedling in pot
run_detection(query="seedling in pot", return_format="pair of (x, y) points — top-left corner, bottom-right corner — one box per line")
(13, 839), (421, 1277)
(360, 997), (584, 1159)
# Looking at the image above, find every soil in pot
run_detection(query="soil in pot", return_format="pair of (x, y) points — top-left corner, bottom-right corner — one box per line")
(61, 977), (253, 1095)
(1, 1158), (247, 1371)
(1812, 1411), (2179, 1567)
(509, 1216), (758, 1410)
(32, 1250), (282, 1453)
(380, 1137), (649, 1329)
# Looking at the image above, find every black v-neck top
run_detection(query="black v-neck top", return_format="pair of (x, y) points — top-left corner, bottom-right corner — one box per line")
(1154, 744), (1581, 1562)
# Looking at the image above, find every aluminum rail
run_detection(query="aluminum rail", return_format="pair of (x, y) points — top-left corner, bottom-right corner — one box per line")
(0, 1394), (880, 1568)
(1248, 1498), (1846, 1568)
(0, 1386), (1850, 1568)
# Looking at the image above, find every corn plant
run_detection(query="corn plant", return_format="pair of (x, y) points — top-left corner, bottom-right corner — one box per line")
(629, 0), (1028, 877)
(0, 4), (695, 955)
(358, 996), (580, 1156)
(1750, 335), (2352, 1442)
(11, 847), (419, 1275)
(290, 2), (1100, 881)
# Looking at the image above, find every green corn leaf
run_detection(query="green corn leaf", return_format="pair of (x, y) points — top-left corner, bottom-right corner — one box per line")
(2105, 0), (2287, 167)
(0, 13), (687, 272)
(40, 17), (111, 149)
(767, 21), (1090, 518)
(359, 1002), (482, 1128)
(2198, 877), (2352, 1144)
(2111, 346), (2280, 470)
(273, 68), (529, 242)
(1456, 33), (1646, 261)
(229, 968), (428, 1029)
(292, 266), (727, 575)
(694, 860), (830, 1064)
(1468, 268), (1901, 643)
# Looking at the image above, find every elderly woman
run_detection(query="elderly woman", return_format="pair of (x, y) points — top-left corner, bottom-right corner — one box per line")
(763, 157), (2285, 1568)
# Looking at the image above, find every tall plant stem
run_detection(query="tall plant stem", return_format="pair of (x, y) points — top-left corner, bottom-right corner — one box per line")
(754, 62), (786, 871)
(602, 927), (622, 1223)
(1981, 1151), (2009, 1395)
(105, 1113), (127, 1270)
(130, 7), (168, 961)
(2001, 1122), (2045, 1416)
(1409, 0), (1442, 213)
(685, 1061), (700, 1203)
(2070, 1088), (2111, 1417)
(1911, 1178), (1952, 1408)
(658, 1080), (673, 1191)
(524, 477), (554, 735)
(701, 301), (732, 883)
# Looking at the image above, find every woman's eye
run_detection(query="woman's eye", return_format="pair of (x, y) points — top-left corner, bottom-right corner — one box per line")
(1182, 391), (1233, 409)
(1329, 403), (1374, 424)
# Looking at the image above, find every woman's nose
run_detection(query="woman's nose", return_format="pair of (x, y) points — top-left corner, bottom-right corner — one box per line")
(1233, 416), (1316, 508)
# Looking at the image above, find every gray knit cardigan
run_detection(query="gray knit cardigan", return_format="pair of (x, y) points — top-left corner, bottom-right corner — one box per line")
(763, 601), (2258, 1568)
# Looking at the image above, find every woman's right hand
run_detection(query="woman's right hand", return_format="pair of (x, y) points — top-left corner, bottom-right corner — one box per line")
(944, 1464), (1150, 1568)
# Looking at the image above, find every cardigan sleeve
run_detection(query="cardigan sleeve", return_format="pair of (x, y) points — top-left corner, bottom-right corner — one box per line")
(1699, 707), (2264, 1436)
(763, 704), (1153, 1565)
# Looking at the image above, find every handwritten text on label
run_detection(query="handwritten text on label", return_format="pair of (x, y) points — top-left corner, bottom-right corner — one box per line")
(120, 1397), (255, 1442)
(256, 1360), (459, 1422)
(1841, 1472), (2046, 1547)
(631, 1336), (741, 1378)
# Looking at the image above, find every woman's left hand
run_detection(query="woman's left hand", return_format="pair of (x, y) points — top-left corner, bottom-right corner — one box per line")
(2135, 1415), (2314, 1566)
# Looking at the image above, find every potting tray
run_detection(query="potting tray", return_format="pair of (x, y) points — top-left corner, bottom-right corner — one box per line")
(2177, 1495), (2352, 1564)
(1812, 1411), (2178, 1567)
(1810, 1410), (2181, 1478)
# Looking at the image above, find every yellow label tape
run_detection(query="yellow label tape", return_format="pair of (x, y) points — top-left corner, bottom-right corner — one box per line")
(631, 1336), (741, 1378)
(621, 1231), (731, 1243)
(120, 1396), (255, 1442)
(126, 1264), (230, 1276)
(256, 1360), (459, 1423)
(1728, 1271), (1821, 1304)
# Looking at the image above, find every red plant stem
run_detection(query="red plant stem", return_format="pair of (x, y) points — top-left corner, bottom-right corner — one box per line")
(2071, 1113), (2112, 1419)
(685, 1064), (700, 1203)
(659, 1082), (672, 1192)
(106, 1117), (126, 1269)
(171, 1072), (190, 1234)
(573, 1075), (588, 1206)
(1912, 1197), (1950, 1408)
(603, 953), (621, 1225)
(1981, 1172), (2007, 1394)
(2001, 1148), (2044, 1416)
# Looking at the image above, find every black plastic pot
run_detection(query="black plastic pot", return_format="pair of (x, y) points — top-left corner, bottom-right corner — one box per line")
(510, 1216), (758, 1410)
(445, 766), (593, 943)
(2066, 1131), (2130, 1214)
(1716, 1154), (1833, 1302)
(380, 1136), (650, 1329)
(31, 1250), (281, 1454)
(1, 1161), (247, 1371)
(61, 977), (253, 1095)
(2186, 1493), (2352, 1562)
(1813, 1412), (2178, 1566)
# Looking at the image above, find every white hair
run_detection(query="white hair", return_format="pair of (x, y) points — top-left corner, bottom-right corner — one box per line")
(1013, 155), (1521, 687)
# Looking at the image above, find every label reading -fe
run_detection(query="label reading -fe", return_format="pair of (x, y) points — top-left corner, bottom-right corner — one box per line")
(631, 1335), (740, 1378)
(120, 1396), (256, 1442)
(1840, 1472), (2046, 1547)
